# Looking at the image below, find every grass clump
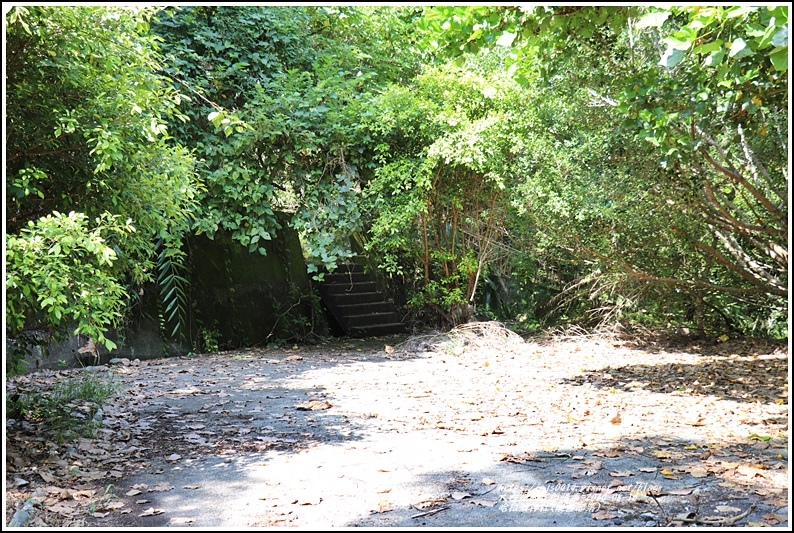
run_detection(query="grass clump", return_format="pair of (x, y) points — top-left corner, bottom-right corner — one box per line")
(7, 370), (121, 442)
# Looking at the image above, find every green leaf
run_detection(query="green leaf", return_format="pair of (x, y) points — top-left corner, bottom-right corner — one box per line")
(659, 47), (685, 68)
(769, 47), (788, 70)
(728, 38), (753, 59)
(496, 31), (516, 47)
(704, 48), (727, 67)
(635, 10), (670, 29)
(747, 433), (772, 441)
(725, 6), (756, 19)
(693, 40), (723, 54)
(771, 25), (788, 47)
(663, 35), (692, 51)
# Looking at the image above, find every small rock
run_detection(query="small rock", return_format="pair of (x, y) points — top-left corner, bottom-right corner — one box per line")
(14, 477), (29, 487)
(109, 358), (131, 366)
(93, 409), (104, 423)
(645, 521), (657, 527)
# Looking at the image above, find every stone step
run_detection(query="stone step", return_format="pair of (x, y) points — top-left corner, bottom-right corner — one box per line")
(342, 311), (402, 329)
(317, 262), (404, 338)
(320, 281), (379, 295)
(349, 322), (406, 337)
(320, 262), (365, 274)
(327, 292), (386, 305)
(335, 301), (396, 315)
(321, 271), (371, 285)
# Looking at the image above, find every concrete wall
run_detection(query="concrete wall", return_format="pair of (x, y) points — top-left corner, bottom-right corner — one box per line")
(13, 218), (324, 373)
(186, 222), (326, 350)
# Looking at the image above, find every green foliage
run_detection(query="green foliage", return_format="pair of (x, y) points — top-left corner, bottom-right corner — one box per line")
(5, 212), (135, 373)
(199, 328), (220, 354)
(152, 6), (424, 275)
(418, 5), (788, 336)
(155, 238), (190, 343)
(363, 61), (528, 325)
(6, 6), (201, 364)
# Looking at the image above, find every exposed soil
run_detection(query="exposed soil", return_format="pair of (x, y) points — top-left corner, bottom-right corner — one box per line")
(5, 324), (789, 528)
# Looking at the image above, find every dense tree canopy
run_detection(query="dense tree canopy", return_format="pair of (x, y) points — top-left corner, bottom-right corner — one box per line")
(150, 6), (425, 270)
(421, 5), (788, 333)
(5, 5), (789, 373)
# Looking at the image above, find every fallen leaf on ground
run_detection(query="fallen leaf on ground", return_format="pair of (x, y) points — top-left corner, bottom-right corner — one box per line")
(592, 510), (617, 520)
(139, 507), (164, 517)
(689, 467), (709, 478)
(716, 505), (742, 513)
(39, 471), (57, 483)
(183, 485), (202, 490)
(296, 400), (332, 411)
(166, 453), (182, 461)
(482, 478), (496, 485)
(762, 513), (786, 524)
(376, 500), (394, 513)
(609, 470), (633, 477)
(170, 517), (195, 524)
(450, 491), (471, 500)
(500, 452), (536, 463)
(471, 499), (498, 507)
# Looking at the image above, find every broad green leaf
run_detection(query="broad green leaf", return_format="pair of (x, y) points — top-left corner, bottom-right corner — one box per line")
(769, 47), (788, 70)
(771, 25), (788, 47)
(704, 48), (727, 67)
(659, 47), (685, 68)
(663, 35), (692, 51)
(693, 40), (723, 54)
(496, 31), (516, 47)
(635, 10), (671, 29)
(725, 6), (757, 19)
(728, 38), (753, 59)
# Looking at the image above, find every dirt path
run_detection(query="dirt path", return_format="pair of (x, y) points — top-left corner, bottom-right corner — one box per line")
(5, 325), (789, 527)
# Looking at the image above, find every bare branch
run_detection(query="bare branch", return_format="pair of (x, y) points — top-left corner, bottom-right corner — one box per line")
(709, 225), (787, 296)
(699, 149), (786, 225)
(700, 182), (784, 236)
(737, 123), (786, 204)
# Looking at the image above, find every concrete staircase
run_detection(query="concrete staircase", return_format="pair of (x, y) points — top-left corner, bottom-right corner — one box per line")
(317, 263), (405, 337)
